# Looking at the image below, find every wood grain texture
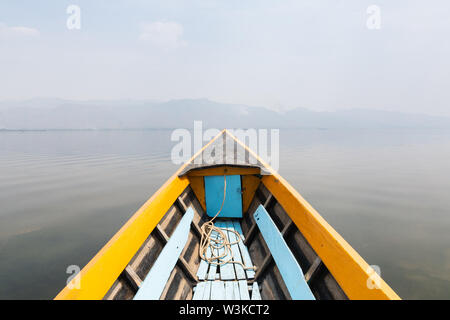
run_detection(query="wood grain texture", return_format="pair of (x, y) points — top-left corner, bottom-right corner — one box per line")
(254, 205), (315, 300)
(134, 208), (194, 300)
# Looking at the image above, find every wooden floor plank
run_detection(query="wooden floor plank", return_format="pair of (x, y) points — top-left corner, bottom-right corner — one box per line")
(215, 221), (236, 280)
(211, 281), (226, 300)
(207, 248), (219, 280)
(196, 247), (210, 281)
(238, 280), (250, 300)
(225, 281), (234, 300)
(193, 282), (206, 300)
(225, 220), (246, 280)
(203, 281), (212, 300)
(232, 220), (255, 279)
(207, 231), (220, 280)
(233, 281), (241, 300)
(251, 282), (262, 300)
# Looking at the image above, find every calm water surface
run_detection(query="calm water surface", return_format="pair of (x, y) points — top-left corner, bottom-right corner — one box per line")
(0, 129), (449, 299)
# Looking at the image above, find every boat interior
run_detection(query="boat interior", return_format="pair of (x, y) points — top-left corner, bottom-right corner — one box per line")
(104, 168), (347, 300)
(56, 130), (399, 300)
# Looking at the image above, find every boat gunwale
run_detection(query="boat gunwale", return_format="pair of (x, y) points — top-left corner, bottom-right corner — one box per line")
(226, 129), (400, 300)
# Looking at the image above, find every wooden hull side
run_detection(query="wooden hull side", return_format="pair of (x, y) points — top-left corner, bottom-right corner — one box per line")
(55, 129), (226, 300)
(55, 169), (399, 300)
(104, 186), (206, 300)
(55, 174), (190, 300)
(225, 129), (400, 300)
(261, 175), (400, 300)
(243, 183), (347, 300)
(101, 173), (350, 300)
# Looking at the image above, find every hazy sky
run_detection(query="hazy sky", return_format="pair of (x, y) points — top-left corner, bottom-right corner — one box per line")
(0, 1), (449, 115)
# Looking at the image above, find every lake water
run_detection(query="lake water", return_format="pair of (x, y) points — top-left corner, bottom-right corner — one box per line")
(0, 129), (449, 299)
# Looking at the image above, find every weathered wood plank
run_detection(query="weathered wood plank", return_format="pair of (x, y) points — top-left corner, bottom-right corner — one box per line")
(203, 281), (212, 300)
(134, 208), (194, 300)
(243, 223), (258, 246)
(176, 257), (197, 283)
(207, 231), (220, 280)
(215, 221), (236, 280)
(196, 246), (211, 281)
(207, 249), (219, 280)
(233, 281), (240, 300)
(281, 220), (294, 236)
(124, 265), (142, 291)
(207, 257), (219, 280)
(263, 194), (273, 208)
(232, 220), (255, 279)
(254, 205), (315, 300)
(211, 281), (226, 300)
(238, 280), (250, 300)
(225, 221), (246, 280)
(225, 281), (234, 300)
(254, 255), (273, 281)
(251, 282), (262, 300)
(305, 257), (323, 283)
(193, 282), (206, 300)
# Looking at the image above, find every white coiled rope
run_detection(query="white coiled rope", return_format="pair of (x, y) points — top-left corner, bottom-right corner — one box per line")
(198, 175), (256, 271)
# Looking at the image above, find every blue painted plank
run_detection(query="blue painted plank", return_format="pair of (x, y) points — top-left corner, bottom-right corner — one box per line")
(232, 220), (255, 279)
(211, 281), (226, 300)
(225, 281), (234, 300)
(254, 205), (315, 300)
(238, 280), (250, 300)
(233, 282), (240, 300)
(203, 281), (212, 300)
(204, 175), (243, 218)
(197, 245), (212, 281)
(225, 220), (246, 280)
(207, 231), (220, 280)
(215, 221), (236, 280)
(193, 282), (206, 300)
(251, 282), (261, 300)
(196, 257), (209, 281)
(134, 208), (194, 300)
(207, 250), (218, 280)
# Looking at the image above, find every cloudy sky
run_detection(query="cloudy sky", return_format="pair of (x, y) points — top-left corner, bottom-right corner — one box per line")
(0, 0), (449, 115)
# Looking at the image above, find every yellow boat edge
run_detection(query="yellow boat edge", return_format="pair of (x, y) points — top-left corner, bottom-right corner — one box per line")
(228, 129), (400, 300)
(55, 129), (401, 300)
(54, 129), (225, 300)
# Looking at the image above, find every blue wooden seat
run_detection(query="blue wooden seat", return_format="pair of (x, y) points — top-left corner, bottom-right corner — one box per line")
(134, 207), (194, 300)
(254, 204), (315, 300)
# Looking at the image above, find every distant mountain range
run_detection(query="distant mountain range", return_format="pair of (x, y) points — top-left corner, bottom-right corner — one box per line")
(0, 98), (449, 130)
